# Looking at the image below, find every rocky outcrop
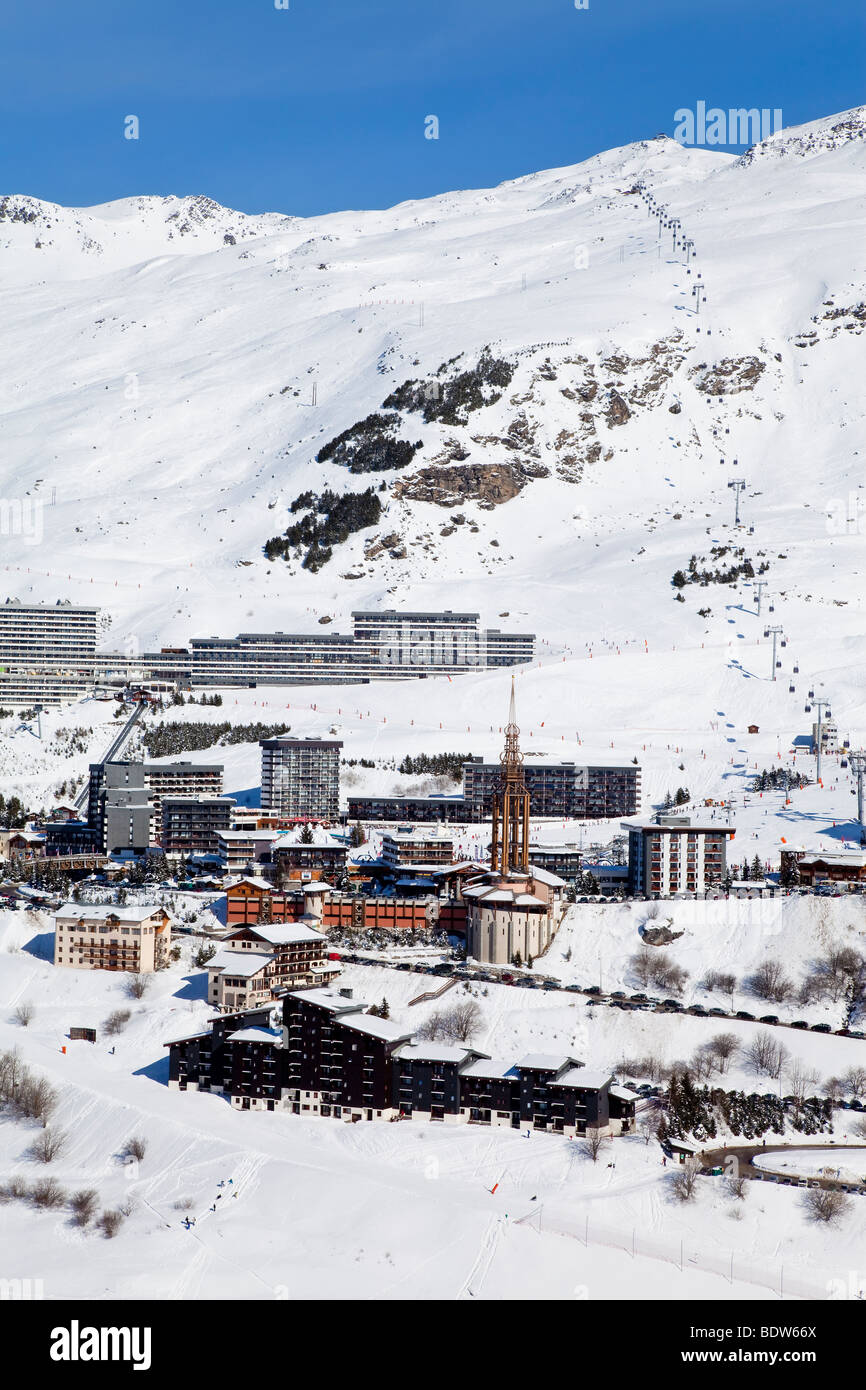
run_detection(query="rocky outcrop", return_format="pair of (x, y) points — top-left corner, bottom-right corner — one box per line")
(393, 460), (548, 509)
(691, 356), (765, 395)
(606, 388), (631, 426)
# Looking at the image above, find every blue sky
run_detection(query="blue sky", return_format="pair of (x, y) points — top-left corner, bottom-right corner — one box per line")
(1, 0), (862, 215)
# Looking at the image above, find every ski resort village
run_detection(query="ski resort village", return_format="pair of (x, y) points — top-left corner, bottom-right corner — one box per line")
(0, 103), (865, 1305)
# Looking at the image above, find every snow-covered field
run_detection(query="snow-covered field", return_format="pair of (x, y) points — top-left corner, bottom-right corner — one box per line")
(1, 910), (865, 1301)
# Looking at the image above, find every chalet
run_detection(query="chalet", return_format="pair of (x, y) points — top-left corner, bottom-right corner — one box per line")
(210, 911), (338, 1011)
(781, 849), (866, 887)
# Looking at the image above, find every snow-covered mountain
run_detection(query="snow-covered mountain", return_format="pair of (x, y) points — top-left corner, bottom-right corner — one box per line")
(1, 108), (865, 778)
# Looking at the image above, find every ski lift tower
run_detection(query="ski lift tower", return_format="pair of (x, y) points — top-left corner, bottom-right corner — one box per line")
(751, 580), (768, 616)
(846, 749), (866, 845)
(728, 477), (747, 527)
(764, 625), (784, 681)
(804, 694), (832, 784)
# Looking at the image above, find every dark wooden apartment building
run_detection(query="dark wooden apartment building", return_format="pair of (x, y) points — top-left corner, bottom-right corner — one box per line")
(167, 991), (613, 1136)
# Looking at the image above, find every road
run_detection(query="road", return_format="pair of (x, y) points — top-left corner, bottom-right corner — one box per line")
(698, 1141), (866, 1192)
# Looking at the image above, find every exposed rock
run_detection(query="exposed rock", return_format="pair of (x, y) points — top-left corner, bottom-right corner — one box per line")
(642, 925), (684, 946)
(364, 530), (402, 559)
(394, 460), (548, 509)
(691, 356), (765, 395)
(606, 389), (631, 426)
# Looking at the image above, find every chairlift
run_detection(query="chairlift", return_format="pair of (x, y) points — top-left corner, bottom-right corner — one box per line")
(808, 688), (815, 699)
(763, 629), (770, 639)
(748, 525), (754, 534)
(768, 603), (775, 613)
(805, 704), (812, 714)
(788, 683), (795, 693)
(793, 663), (799, 673)
(781, 639), (787, 648)
(776, 660), (782, 669)
(841, 759), (849, 770)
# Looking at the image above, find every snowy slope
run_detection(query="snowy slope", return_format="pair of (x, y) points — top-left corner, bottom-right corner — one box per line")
(2, 912), (865, 1302)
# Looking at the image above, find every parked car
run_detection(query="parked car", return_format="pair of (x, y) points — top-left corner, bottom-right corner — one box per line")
(790, 1020), (809, 1029)
(586, 985), (602, 995)
(661, 999), (683, 1011)
(759, 1015), (780, 1025)
(811, 1022), (832, 1033)
(565, 984), (583, 993)
(630, 993), (649, 1003)
(610, 991), (626, 999)
(735, 1011), (756, 1021)
(708, 1007), (727, 1017)
(690, 1005), (708, 1016)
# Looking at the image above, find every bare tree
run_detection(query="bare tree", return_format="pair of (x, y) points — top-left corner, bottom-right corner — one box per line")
(786, 1059), (820, 1117)
(706, 1032), (740, 1074)
(716, 973), (738, 1011)
(750, 959), (793, 1004)
(29, 1177), (66, 1209)
(631, 947), (657, 988)
(638, 1110), (662, 1145)
(103, 1009), (132, 1036)
(13, 1002), (34, 1027)
(98, 1209), (125, 1239)
(28, 1128), (67, 1164)
(823, 1076), (846, 1104)
(726, 1173), (748, 1200)
(69, 1189), (99, 1227)
(745, 1031), (790, 1079)
(804, 1186), (851, 1225)
(581, 1128), (610, 1162)
(124, 1135), (147, 1163)
(852, 1116), (866, 1140)
(124, 974), (150, 1000)
(448, 1000), (483, 1042)
(690, 1046), (718, 1082)
(843, 1066), (866, 1101)
(16, 1075), (59, 1126)
(670, 1159), (700, 1202)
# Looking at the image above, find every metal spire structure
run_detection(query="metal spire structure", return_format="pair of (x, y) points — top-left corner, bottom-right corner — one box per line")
(491, 677), (530, 876)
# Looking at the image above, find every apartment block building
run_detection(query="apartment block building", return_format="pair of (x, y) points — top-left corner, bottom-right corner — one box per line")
(623, 815), (734, 896)
(380, 828), (457, 867)
(462, 760), (641, 821)
(161, 796), (236, 856)
(260, 737), (342, 820)
(346, 794), (474, 824)
(54, 904), (172, 972)
(166, 989), (613, 1133)
(0, 599), (99, 706)
(187, 610), (534, 687)
(88, 760), (224, 850)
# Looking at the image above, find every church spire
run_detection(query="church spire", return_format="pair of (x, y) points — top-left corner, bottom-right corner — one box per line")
(491, 678), (530, 876)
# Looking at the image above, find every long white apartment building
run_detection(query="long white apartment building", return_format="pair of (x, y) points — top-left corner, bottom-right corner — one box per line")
(0, 599), (99, 706)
